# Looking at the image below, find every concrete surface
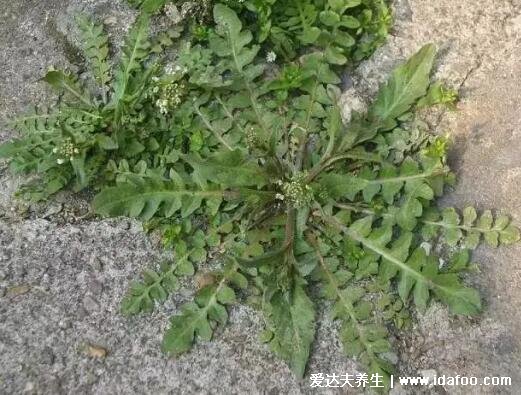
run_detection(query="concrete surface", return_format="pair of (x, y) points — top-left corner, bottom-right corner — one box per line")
(0, 0), (520, 394)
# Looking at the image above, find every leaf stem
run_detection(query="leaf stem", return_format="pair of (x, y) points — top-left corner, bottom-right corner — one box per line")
(296, 79), (320, 169)
(306, 152), (384, 183)
(365, 169), (446, 185)
(335, 203), (504, 236)
(422, 220), (499, 235)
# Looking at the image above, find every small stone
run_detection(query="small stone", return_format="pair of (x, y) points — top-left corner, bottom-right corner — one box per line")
(86, 344), (107, 358)
(6, 285), (30, 297)
(195, 273), (216, 290)
(340, 88), (367, 123)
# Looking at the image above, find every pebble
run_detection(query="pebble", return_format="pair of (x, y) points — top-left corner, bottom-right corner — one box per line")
(86, 344), (107, 358)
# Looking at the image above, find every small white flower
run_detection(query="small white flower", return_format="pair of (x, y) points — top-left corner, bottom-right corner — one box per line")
(275, 193), (285, 201)
(266, 51), (277, 63)
(57, 158), (65, 165)
(52, 147), (58, 154)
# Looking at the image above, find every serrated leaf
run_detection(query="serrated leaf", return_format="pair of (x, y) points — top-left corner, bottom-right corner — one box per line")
(161, 261), (243, 355)
(93, 179), (226, 221)
(379, 231), (413, 282)
(120, 260), (193, 316)
(217, 285), (236, 304)
(349, 216), (373, 237)
(318, 173), (369, 201)
(433, 275), (481, 315)
(397, 181), (434, 231)
(185, 150), (269, 188)
(446, 249), (470, 273)
(337, 218), (482, 316)
(309, 235), (395, 383)
(424, 207), (520, 248)
(369, 44), (436, 130)
(266, 284), (315, 378)
(162, 303), (208, 354)
(462, 206), (477, 226)
(112, 14), (150, 123)
(43, 70), (92, 106)
(76, 15), (111, 90)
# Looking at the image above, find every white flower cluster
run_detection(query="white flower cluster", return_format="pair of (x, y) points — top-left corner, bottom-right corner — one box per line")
(151, 77), (187, 115)
(53, 138), (79, 164)
(277, 173), (314, 208)
(266, 51), (277, 63)
(245, 126), (259, 148)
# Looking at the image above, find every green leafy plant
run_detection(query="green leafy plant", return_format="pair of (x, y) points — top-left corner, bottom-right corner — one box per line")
(128, 0), (391, 64)
(0, 14), (184, 200)
(1, 2), (519, 391)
